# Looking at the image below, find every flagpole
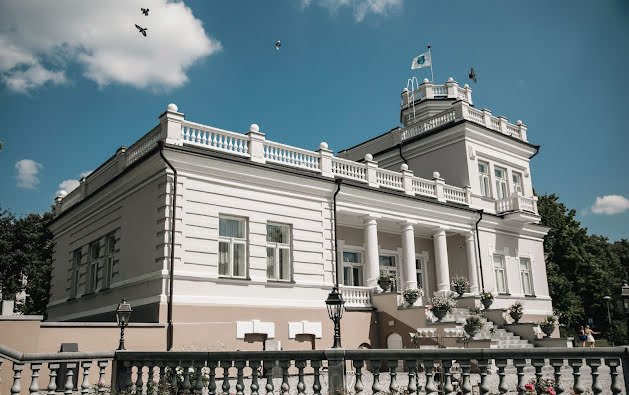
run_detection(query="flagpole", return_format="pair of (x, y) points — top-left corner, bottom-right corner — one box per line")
(428, 45), (434, 82)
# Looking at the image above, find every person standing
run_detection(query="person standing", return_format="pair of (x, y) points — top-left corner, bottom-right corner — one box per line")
(578, 326), (586, 347)
(585, 325), (600, 348)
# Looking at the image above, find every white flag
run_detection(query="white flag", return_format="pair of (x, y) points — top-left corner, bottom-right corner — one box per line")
(411, 52), (431, 70)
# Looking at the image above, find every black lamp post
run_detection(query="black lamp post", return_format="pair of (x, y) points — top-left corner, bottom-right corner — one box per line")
(116, 299), (132, 350)
(325, 285), (345, 348)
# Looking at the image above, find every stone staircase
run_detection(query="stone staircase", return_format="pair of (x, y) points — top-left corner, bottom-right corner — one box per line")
(452, 308), (534, 349)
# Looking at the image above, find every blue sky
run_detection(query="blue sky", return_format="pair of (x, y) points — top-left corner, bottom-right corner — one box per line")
(1, 0), (628, 240)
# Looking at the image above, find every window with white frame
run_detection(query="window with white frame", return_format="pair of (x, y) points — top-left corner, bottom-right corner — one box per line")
(478, 161), (491, 197)
(520, 257), (534, 295)
(219, 216), (247, 278)
(103, 233), (115, 289)
(415, 257), (424, 290)
(342, 251), (363, 286)
(71, 249), (81, 297)
(493, 254), (507, 294)
(379, 255), (397, 291)
(512, 172), (523, 194)
(266, 223), (291, 281)
(87, 241), (100, 293)
(494, 167), (508, 199)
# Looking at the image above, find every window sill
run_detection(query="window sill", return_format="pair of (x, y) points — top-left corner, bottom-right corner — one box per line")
(218, 276), (250, 281)
(524, 294), (536, 298)
(266, 280), (295, 285)
(497, 293), (511, 296)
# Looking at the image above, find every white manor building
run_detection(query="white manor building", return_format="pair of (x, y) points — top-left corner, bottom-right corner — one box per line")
(47, 77), (552, 351)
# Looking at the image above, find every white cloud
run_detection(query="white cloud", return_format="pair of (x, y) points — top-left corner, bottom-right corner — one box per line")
(0, 0), (221, 93)
(14, 159), (42, 189)
(56, 170), (93, 196)
(591, 195), (629, 215)
(302, 0), (403, 22)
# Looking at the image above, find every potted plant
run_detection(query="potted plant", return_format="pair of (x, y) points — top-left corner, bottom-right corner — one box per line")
(463, 316), (484, 338)
(451, 275), (470, 297)
(428, 293), (457, 321)
(377, 273), (394, 292)
(508, 302), (523, 323)
(538, 316), (556, 337)
(402, 288), (423, 305)
(480, 291), (495, 309)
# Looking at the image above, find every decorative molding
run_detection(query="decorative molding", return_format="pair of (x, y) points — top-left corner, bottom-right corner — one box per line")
(236, 319), (275, 339)
(288, 321), (322, 339)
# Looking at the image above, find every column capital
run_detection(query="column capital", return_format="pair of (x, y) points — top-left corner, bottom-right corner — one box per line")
(362, 214), (381, 224)
(398, 220), (417, 230)
(463, 231), (475, 241)
(432, 225), (449, 237)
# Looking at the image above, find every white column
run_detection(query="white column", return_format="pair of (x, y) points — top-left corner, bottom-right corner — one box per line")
(465, 232), (480, 295)
(433, 229), (451, 295)
(364, 217), (380, 288)
(401, 223), (417, 290)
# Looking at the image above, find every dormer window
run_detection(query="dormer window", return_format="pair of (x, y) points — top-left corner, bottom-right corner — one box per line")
(478, 161), (491, 197)
(495, 167), (508, 199)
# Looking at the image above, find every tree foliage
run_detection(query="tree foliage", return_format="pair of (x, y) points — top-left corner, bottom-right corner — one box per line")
(0, 208), (53, 317)
(538, 194), (629, 342)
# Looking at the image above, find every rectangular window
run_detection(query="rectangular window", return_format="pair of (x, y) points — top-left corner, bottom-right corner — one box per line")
(495, 167), (508, 199)
(219, 216), (247, 278)
(493, 254), (507, 294)
(87, 241), (100, 293)
(415, 258), (424, 290)
(512, 172), (523, 194)
(478, 161), (491, 197)
(342, 251), (363, 287)
(103, 233), (115, 289)
(520, 257), (534, 295)
(379, 255), (397, 291)
(71, 249), (81, 297)
(266, 223), (291, 281)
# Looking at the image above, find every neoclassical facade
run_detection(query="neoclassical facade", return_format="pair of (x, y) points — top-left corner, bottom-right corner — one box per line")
(47, 78), (551, 350)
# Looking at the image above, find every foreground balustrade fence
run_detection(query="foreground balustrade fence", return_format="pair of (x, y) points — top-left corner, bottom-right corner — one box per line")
(3, 346), (629, 394)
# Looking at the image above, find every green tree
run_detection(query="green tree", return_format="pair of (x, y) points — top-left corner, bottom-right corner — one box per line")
(0, 208), (53, 317)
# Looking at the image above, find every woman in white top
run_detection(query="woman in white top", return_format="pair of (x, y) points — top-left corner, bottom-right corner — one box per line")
(585, 325), (600, 348)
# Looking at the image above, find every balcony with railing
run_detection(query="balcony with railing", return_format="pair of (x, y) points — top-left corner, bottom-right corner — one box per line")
(3, 343), (629, 394)
(496, 193), (539, 218)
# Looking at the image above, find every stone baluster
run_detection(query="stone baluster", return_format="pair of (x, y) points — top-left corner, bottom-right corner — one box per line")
(494, 359), (508, 394)
(11, 362), (24, 395)
(64, 362), (76, 395)
(405, 360), (417, 395)
(513, 359), (527, 393)
(168, 363), (177, 390)
(586, 358), (603, 394)
(249, 360), (260, 395)
(371, 359), (382, 394)
(477, 359), (490, 395)
(280, 360), (290, 394)
(207, 361), (218, 395)
(263, 360), (274, 395)
(532, 359), (545, 387)
(605, 358), (623, 394)
(569, 359), (584, 394)
(295, 360), (306, 395)
(311, 360), (322, 395)
(441, 359), (454, 395)
(29, 362), (42, 395)
(459, 359), (472, 395)
(48, 363), (60, 394)
(194, 365), (204, 395)
(124, 362), (134, 391)
(550, 359), (564, 394)
(388, 359), (398, 393)
(80, 361), (91, 394)
(423, 359), (438, 395)
(181, 363), (192, 394)
(220, 361), (231, 394)
(135, 363), (144, 394)
(97, 361), (108, 393)
(235, 361), (245, 395)
(147, 365), (155, 394)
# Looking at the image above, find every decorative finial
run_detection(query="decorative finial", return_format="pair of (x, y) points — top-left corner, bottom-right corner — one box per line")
(365, 154), (373, 161)
(401, 163), (409, 171)
(249, 124), (259, 133)
(319, 142), (328, 150)
(57, 190), (67, 198)
(448, 77), (454, 82)
(423, 78), (429, 83)
(167, 103), (178, 112)
(516, 120), (522, 125)
(432, 171), (441, 179)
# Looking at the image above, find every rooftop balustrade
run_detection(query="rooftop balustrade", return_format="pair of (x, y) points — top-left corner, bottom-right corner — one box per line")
(3, 344), (629, 394)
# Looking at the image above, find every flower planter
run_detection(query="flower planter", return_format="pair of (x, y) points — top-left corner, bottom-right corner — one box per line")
(481, 298), (493, 309)
(465, 326), (481, 338)
(510, 311), (523, 324)
(378, 280), (392, 292)
(432, 309), (448, 321)
(404, 295), (418, 305)
(540, 325), (554, 337)
(454, 285), (465, 298)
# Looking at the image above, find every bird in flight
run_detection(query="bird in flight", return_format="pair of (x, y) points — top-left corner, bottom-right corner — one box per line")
(135, 24), (148, 37)
(469, 67), (477, 83)
(275, 40), (281, 51)
(141, 8), (149, 16)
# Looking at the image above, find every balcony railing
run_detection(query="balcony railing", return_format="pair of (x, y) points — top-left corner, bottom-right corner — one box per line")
(496, 193), (539, 215)
(340, 286), (372, 308)
(4, 344), (629, 394)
